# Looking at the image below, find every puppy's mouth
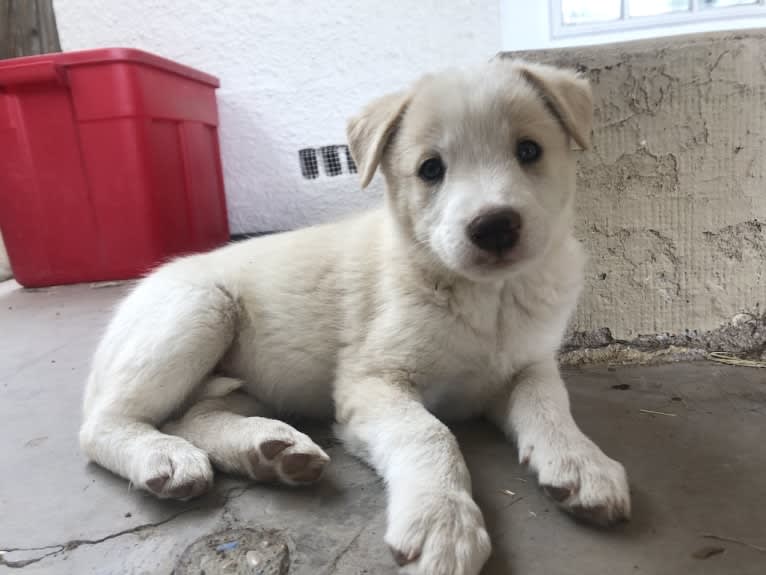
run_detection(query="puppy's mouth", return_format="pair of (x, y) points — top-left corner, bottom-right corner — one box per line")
(471, 245), (525, 267)
(464, 247), (528, 276)
(429, 233), (532, 279)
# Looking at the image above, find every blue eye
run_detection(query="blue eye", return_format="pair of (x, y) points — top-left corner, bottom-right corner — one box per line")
(418, 157), (446, 182)
(517, 140), (542, 164)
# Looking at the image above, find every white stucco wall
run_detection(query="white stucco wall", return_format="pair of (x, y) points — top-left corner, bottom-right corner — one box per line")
(54, 0), (502, 234)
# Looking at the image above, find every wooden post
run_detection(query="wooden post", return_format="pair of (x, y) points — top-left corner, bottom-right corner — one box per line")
(0, 0), (61, 60)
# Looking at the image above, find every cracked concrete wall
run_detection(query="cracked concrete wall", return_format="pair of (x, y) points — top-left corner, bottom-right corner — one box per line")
(506, 30), (766, 349)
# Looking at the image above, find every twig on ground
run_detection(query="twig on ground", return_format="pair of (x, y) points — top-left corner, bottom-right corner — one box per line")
(639, 409), (677, 417)
(708, 352), (766, 369)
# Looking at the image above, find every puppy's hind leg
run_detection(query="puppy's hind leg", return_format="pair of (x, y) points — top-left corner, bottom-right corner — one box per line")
(163, 377), (330, 485)
(79, 267), (238, 499)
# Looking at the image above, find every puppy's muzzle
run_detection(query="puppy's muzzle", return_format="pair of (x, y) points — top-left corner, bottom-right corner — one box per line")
(466, 207), (522, 256)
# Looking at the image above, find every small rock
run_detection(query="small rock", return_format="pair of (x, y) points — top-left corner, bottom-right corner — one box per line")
(216, 541), (239, 553)
(174, 528), (290, 575)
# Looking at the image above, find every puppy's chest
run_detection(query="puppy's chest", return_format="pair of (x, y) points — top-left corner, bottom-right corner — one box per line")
(415, 291), (556, 419)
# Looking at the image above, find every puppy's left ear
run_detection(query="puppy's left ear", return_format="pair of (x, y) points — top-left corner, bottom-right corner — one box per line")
(346, 90), (411, 188)
(517, 61), (593, 150)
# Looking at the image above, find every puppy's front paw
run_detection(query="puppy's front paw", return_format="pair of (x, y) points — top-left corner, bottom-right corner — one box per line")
(520, 434), (630, 526)
(385, 489), (491, 575)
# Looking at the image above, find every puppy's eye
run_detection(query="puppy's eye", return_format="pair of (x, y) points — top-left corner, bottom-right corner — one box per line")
(418, 157), (446, 182)
(516, 140), (542, 164)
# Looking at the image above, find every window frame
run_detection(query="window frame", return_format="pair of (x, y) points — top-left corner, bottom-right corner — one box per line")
(551, 0), (766, 39)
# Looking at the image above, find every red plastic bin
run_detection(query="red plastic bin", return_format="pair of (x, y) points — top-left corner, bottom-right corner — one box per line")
(0, 48), (229, 287)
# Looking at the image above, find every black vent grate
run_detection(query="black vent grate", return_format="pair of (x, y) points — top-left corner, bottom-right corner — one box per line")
(321, 146), (343, 176)
(299, 148), (319, 179)
(299, 145), (357, 179)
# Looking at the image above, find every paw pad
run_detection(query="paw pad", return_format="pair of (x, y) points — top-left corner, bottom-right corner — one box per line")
(167, 477), (209, 499)
(259, 439), (292, 460)
(543, 484), (574, 502)
(570, 504), (629, 527)
(239, 434), (330, 486)
(146, 474), (170, 494)
(388, 545), (420, 567)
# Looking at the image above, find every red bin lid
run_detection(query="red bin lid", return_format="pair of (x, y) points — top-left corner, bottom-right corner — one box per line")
(0, 47), (220, 88)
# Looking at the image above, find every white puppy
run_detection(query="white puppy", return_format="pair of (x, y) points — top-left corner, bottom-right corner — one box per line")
(80, 58), (630, 574)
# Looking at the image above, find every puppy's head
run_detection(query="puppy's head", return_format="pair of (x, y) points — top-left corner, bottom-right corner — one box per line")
(347, 59), (592, 281)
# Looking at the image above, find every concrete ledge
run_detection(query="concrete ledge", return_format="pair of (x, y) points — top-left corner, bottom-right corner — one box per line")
(503, 30), (766, 358)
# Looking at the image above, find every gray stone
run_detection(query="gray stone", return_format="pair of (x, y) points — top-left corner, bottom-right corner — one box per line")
(173, 528), (290, 575)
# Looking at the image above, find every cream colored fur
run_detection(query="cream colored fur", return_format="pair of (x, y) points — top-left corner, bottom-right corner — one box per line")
(80, 58), (630, 575)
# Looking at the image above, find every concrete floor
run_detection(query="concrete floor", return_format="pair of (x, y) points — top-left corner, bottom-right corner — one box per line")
(1, 280), (765, 575)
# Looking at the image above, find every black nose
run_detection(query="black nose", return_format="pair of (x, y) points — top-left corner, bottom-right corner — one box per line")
(466, 208), (522, 255)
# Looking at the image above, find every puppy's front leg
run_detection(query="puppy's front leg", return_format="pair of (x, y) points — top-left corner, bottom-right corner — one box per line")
(335, 374), (491, 575)
(489, 359), (630, 526)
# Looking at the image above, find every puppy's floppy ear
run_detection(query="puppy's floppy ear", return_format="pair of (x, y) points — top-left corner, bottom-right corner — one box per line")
(346, 90), (411, 188)
(517, 61), (593, 150)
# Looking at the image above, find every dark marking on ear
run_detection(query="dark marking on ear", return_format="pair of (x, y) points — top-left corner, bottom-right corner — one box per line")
(519, 69), (571, 143)
(379, 113), (408, 161)
(515, 63), (592, 149)
(347, 90), (412, 188)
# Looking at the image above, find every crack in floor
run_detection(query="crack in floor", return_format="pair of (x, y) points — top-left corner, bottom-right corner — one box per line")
(0, 507), (200, 569)
(0, 482), (259, 569)
(321, 525), (367, 575)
